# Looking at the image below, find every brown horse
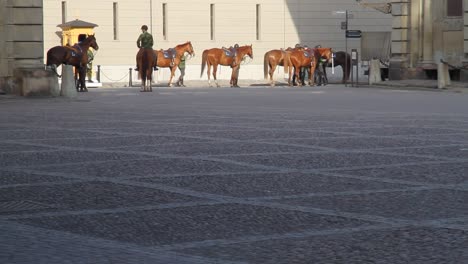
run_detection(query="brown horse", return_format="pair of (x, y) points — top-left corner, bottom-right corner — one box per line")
(137, 48), (156, 92)
(153, 41), (195, 87)
(46, 34), (99, 92)
(200, 45), (253, 87)
(264, 48), (299, 87)
(288, 47), (333, 86)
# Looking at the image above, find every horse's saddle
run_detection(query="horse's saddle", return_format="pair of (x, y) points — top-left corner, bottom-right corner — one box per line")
(162, 48), (176, 59)
(223, 47), (237, 57)
(65, 44), (83, 58)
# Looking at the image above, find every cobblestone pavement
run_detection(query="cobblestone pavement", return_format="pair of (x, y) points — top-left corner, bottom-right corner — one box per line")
(1, 84), (468, 263)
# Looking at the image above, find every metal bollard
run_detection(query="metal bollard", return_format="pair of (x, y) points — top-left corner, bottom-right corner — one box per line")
(129, 68), (133, 87)
(97, 65), (101, 83)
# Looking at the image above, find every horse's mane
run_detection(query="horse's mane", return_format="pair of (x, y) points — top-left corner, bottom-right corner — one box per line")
(176, 41), (191, 48)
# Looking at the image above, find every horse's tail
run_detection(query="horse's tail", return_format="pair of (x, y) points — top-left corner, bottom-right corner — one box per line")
(283, 52), (290, 74)
(200, 50), (208, 78)
(263, 52), (269, 80)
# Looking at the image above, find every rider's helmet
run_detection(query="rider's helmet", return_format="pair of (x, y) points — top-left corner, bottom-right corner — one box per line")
(141, 25), (148, 31)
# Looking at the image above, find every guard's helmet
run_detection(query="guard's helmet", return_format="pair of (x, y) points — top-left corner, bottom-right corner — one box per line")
(141, 25), (148, 30)
(234, 43), (239, 48)
(295, 43), (302, 48)
(315, 44), (322, 48)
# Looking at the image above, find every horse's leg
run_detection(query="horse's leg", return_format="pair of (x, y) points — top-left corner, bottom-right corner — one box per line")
(168, 66), (175, 87)
(213, 65), (220, 87)
(207, 63), (212, 87)
(79, 67), (87, 92)
(270, 64), (276, 87)
(74, 68), (79, 91)
(309, 64), (316, 86)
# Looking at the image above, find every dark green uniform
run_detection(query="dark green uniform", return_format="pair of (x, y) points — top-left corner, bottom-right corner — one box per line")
(177, 56), (186, 86)
(137, 32), (154, 49)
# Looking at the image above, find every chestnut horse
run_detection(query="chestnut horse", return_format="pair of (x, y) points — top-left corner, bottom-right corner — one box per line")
(46, 34), (99, 92)
(323, 51), (351, 84)
(264, 48), (301, 87)
(200, 45), (253, 87)
(153, 41), (195, 87)
(137, 48), (156, 92)
(288, 47), (333, 86)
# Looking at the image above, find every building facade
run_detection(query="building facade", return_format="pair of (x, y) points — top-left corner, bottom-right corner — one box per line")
(388, 0), (468, 81)
(42, 0), (393, 83)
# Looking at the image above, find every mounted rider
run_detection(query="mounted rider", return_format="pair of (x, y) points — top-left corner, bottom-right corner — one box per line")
(135, 25), (158, 71)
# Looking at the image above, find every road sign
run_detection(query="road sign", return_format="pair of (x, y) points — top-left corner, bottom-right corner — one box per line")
(341, 22), (347, 30)
(346, 30), (362, 38)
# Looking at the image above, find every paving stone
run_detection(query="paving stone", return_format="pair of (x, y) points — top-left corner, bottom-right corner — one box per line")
(178, 227), (468, 264)
(33, 158), (270, 178)
(278, 189), (468, 220)
(120, 142), (318, 156)
(267, 136), (448, 150)
(0, 171), (71, 185)
(139, 172), (410, 198)
(17, 204), (372, 247)
(226, 152), (437, 170)
(0, 181), (202, 214)
(337, 163), (468, 184)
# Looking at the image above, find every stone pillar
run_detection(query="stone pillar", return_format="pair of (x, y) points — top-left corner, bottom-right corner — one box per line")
(0, 0), (58, 96)
(389, 1), (411, 80)
(420, 0), (434, 66)
(461, 0), (468, 81)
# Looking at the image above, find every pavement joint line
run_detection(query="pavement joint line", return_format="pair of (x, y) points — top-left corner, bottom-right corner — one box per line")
(252, 186), (442, 200)
(1, 168), (456, 227)
(0, 220), (241, 264)
(2, 153), (467, 192)
(2, 135), (467, 170)
(0, 179), (93, 189)
(0, 201), (227, 221)
(157, 223), (405, 251)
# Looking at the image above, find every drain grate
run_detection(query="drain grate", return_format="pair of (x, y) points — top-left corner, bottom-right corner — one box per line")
(0, 200), (54, 213)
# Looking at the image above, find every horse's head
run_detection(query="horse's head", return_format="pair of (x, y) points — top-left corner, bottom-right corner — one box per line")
(239, 45), (253, 59)
(317, 48), (333, 63)
(186, 41), (195, 56)
(87, 34), (99, 51)
(177, 41), (195, 57)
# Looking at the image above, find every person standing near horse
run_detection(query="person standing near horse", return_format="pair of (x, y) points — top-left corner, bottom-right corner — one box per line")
(176, 55), (186, 87)
(135, 25), (158, 71)
(78, 34), (95, 82)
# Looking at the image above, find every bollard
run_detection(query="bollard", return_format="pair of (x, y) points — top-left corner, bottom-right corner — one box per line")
(369, 59), (382, 85)
(438, 62), (450, 89)
(129, 68), (133, 87)
(97, 65), (101, 83)
(60, 65), (77, 97)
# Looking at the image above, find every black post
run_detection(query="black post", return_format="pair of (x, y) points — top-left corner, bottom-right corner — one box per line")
(97, 65), (101, 83)
(345, 10), (348, 87)
(129, 68), (132, 87)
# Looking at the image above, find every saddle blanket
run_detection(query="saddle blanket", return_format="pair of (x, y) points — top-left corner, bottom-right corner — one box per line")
(163, 48), (176, 59)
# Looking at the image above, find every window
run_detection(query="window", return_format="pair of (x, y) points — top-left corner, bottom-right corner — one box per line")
(447, 0), (462, 17)
(256, 4), (261, 40)
(61, 1), (67, 23)
(162, 3), (167, 40)
(210, 4), (215, 40)
(113, 2), (119, 40)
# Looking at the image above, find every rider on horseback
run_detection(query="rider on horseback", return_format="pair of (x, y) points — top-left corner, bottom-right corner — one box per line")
(135, 25), (158, 71)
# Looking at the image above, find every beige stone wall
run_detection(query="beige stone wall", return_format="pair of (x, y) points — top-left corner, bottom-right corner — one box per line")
(43, 0), (392, 82)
